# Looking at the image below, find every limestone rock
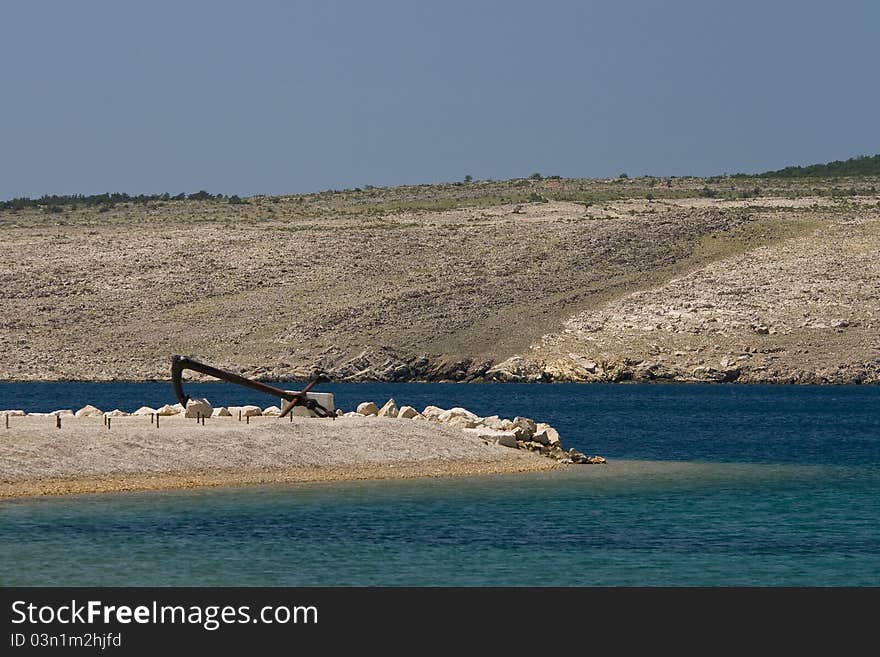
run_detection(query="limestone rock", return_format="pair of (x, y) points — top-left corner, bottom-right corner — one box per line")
(132, 406), (157, 416)
(357, 401), (379, 416)
(444, 416), (478, 430)
(262, 405), (282, 416)
(566, 448), (605, 464)
(543, 354), (600, 381)
(377, 399), (399, 418)
(478, 415), (506, 430)
(437, 407), (480, 423)
(463, 427), (520, 448)
(240, 405), (263, 417)
(397, 405), (419, 419)
(484, 355), (546, 382)
(533, 423), (561, 446)
(212, 407), (232, 417)
(422, 405), (445, 420)
(50, 409), (75, 417)
(104, 409), (130, 417)
(513, 416), (537, 438)
(185, 398), (213, 418)
(1, 410), (26, 416)
(156, 403), (184, 416)
(75, 404), (103, 417)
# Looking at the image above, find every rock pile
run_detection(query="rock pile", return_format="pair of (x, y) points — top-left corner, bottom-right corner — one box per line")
(342, 398), (606, 465)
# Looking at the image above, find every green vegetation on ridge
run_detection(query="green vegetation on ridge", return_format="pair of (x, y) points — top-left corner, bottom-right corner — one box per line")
(747, 154), (880, 179)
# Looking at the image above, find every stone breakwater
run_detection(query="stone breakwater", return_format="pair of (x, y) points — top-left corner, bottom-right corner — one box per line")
(345, 398), (606, 465)
(2, 398), (606, 466)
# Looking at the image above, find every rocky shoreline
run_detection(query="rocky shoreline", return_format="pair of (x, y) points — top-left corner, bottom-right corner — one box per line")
(4, 348), (877, 385)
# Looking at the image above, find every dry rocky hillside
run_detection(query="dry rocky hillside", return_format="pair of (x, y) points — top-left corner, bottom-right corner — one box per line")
(1, 175), (878, 384)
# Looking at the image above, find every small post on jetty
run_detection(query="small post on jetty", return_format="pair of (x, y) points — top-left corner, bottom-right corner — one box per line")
(56, 415), (61, 429)
(150, 413), (154, 425)
(156, 414), (159, 429)
(238, 409), (242, 422)
(107, 416), (111, 430)
(6, 413), (9, 429)
(246, 415), (249, 425)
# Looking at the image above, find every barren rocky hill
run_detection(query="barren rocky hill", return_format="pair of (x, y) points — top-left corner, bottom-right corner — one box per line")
(1, 175), (878, 384)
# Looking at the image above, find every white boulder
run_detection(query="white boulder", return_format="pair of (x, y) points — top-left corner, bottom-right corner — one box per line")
(397, 405), (419, 419)
(132, 406), (157, 416)
(421, 405), (445, 420)
(212, 407), (232, 417)
(75, 405), (103, 417)
(437, 407), (480, 423)
(463, 427), (520, 448)
(240, 405), (262, 417)
(356, 401), (379, 416)
(185, 398), (213, 418)
(533, 423), (561, 446)
(377, 399), (399, 418)
(262, 405), (282, 416)
(156, 403), (184, 416)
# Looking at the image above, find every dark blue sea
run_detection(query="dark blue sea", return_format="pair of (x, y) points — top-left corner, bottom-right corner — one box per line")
(1, 382), (879, 586)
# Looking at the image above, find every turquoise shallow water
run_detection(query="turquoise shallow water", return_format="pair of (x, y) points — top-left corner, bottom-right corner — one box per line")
(1, 382), (879, 586)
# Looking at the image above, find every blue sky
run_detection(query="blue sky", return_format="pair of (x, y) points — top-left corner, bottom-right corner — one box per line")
(2, 0), (878, 198)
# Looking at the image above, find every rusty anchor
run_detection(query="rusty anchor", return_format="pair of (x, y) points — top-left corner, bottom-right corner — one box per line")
(170, 355), (334, 418)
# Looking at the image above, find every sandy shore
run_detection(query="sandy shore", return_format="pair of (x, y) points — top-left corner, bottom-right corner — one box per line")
(0, 414), (560, 498)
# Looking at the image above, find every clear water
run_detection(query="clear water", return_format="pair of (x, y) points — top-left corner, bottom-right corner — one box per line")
(1, 382), (879, 586)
